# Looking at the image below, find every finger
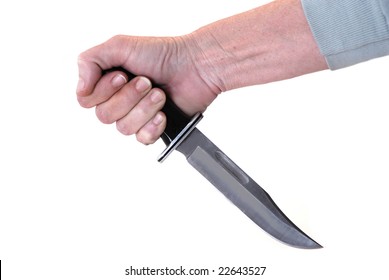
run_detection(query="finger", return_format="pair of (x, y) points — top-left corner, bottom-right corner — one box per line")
(95, 76), (152, 124)
(136, 112), (167, 145)
(116, 88), (166, 136)
(77, 70), (128, 108)
(77, 35), (131, 97)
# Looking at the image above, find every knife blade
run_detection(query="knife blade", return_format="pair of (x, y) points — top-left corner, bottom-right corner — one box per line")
(159, 97), (322, 249)
(102, 68), (321, 249)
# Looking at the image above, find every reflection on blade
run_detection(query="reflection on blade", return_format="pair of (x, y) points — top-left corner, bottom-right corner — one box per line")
(177, 128), (321, 249)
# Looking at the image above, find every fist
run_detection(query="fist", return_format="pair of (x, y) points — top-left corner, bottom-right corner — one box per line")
(77, 68), (166, 144)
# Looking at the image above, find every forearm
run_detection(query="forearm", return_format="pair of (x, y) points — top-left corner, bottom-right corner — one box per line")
(186, 0), (328, 92)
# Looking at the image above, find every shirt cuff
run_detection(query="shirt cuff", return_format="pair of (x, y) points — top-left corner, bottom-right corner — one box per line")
(301, 0), (389, 70)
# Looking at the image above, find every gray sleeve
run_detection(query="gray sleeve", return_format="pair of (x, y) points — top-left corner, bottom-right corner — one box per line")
(301, 0), (389, 70)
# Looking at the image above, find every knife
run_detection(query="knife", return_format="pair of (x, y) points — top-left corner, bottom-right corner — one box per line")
(105, 68), (321, 249)
(159, 95), (321, 249)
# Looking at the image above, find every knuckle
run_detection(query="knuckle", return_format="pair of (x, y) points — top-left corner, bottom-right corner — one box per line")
(77, 53), (87, 63)
(110, 34), (123, 42)
(95, 106), (113, 124)
(136, 131), (156, 145)
(108, 34), (128, 47)
(116, 121), (135, 136)
(133, 105), (147, 117)
(77, 96), (92, 108)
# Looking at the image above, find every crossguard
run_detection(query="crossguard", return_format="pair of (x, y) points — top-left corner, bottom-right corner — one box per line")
(158, 97), (203, 162)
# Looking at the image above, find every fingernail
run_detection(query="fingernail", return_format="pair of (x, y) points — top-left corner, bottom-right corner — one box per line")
(150, 89), (163, 103)
(135, 77), (151, 92)
(153, 113), (164, 126)
(111, 74), (127, 87)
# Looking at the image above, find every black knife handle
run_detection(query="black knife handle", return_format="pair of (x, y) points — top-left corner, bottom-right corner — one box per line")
(160, 98), (192, 146)
(102, 67), (203, 162)
(158, 98), (203, 162)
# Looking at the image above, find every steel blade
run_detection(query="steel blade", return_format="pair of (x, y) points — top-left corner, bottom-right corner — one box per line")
(177, 128), (321, 249)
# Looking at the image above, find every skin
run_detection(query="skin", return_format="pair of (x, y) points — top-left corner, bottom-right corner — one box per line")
(77, 0), (328, 144)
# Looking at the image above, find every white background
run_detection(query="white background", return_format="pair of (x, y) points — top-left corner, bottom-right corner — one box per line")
(1, 0), (388, 279)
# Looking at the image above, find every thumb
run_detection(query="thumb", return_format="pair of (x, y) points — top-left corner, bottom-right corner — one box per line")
(76, 35), (131, 97)
(76, 57), (102, 97)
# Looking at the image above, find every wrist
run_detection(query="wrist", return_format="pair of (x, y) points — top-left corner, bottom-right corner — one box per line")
(183, 26), (241, 93)
(179, 32), (226, 94)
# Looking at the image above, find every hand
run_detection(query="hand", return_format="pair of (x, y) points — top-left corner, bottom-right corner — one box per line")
(76, 35), (220, 144)
(76, 0), (327, 145)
